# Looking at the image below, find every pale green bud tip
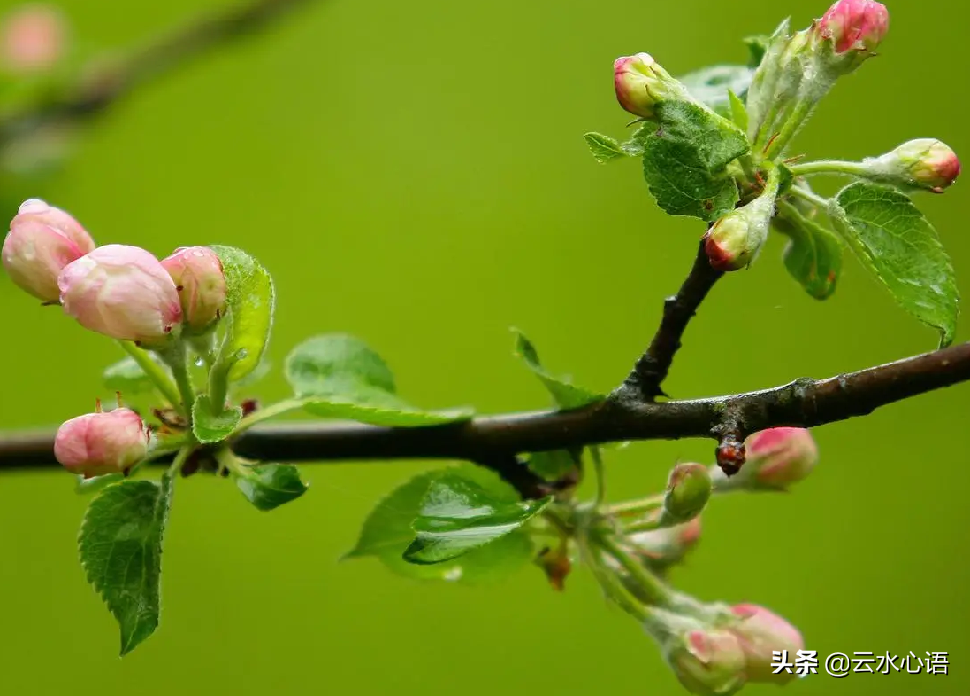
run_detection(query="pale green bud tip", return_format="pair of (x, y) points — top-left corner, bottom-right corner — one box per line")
(817, 0), (888, 54)
(745, 427), (818, 490)
(663, 463), (712, 523)
(613, 52), (686, 119)
(665, 627), (747, 695)
(889, 139), (960, 193)
(729, 604), (805, 685)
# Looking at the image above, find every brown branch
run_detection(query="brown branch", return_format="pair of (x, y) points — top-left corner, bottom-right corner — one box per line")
(616, 238), (723, 401)
(4, 340), (969, 474)
(0, 0), (320, 146)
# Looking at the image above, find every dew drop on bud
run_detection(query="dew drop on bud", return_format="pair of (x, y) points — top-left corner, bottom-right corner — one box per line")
(194, 356), (205, 367)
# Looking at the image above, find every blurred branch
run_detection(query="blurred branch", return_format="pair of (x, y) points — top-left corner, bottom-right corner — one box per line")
(0, 0), (320, 147)
(3, 340), (969, 474)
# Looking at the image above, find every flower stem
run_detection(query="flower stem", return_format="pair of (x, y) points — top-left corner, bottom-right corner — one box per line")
(160, 344), (196, 419)
(603, 495), (664, 518)
(787, 159), (869, 177)
(597, 532), (673, 607)
(764, 100), (812, 160)
(590, 446), (606, 509)
(168, 443), (195, 477)
(789, 185), (831, 210)
(232, 397), (311, 435)
(117, 340), (182, 411)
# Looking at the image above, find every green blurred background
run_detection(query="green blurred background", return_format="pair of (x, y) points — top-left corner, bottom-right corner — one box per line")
(0, 0), (967, 693)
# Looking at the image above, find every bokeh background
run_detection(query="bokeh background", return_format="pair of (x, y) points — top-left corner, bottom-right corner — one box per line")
(0, 0), (966, 694)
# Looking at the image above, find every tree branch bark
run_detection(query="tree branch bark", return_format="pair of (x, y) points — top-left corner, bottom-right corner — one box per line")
(4, 340), (968, 472)
(616, 239), (723, 401)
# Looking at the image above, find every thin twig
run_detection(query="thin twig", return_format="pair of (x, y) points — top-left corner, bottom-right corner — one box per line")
(4, 340), (969, 472)
(0, 0), (320, 147)
(616, 239), (723, 401)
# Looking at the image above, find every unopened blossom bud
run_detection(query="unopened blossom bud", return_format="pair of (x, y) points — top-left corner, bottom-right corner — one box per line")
(661, 463), (711, 525)
(628, 514), (702, 576)
(2, 198), (95, 302)
(58, 244), (182, 344)
(664, 625), (747, 695)
(730, 604), (805, 685)
(818, 0), (889, 54)
(865, 139), (961, 193)
(705, 169), (780, 271)
(0, 5), (65, 73)
(713, 427), (818, 492)
(54, 408), (150, 478)
(161, 246), (227, 332)
(614, 53), (691, 119)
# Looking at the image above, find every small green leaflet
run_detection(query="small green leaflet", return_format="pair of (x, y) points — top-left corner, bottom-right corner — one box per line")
(829, 182), (959, 346)
(235, 464), (308, 511)
(102, 357), (155, 394)
(191, 395), (242, 443)
(677, 65), (755, 118)
(78, 474), (173, 656)
(403, 470), (551, 564)
(742, 34), (772, 66)
(285, 334), (473, 426)
(209, 245), (276, 382)
(512, 329), (600, 410)
(344, 467), (534, 583)
(775, 201), (844, 300)
(583, 126), (649, 164)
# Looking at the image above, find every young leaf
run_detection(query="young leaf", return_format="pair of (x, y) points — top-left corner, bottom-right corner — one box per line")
(829, 182), (959, 346)
(743, 34), (771, 66)
(528, 450), (579, 481)
(677, 65), (755, 118)
(285, 334), (474, 426)
(345, 467), (534, 583)
(403, 471), (551, 564)
(191, 395), (242, 444)
(511, 329), (600, 409)
(103, 357), (156, 394)
(727, 90), (749, 135)
(235, 464), (308, 511)
(638, 100), (748, 222)
(775, 203), (843, 300)
(208, 245), (275, 382)
(584, 132), (627, 163)
(78, 474), (173, 656)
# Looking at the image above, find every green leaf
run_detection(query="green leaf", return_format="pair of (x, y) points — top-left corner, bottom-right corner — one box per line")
(512, 329), (600, 409)
(677, 65), (755, 118)
(235, 464), (308, 511)
(829, 182), (959, 346)
(584, 132), (627, 163)
(776, 203), (844, 300)
(285, 334), (474, 426)
(727, 90), (748, 135)
(102, 357), (156, 394)
(191, 395), (242, 444)
(208, 245), (275, 382)
(404, 471), (551, 564)
(78, 474), (173, 656)
(743, 35), (772, 66)
(528, 450), (578, 481)
(345, 466), (534, 583)
(638, 100), (748, 222)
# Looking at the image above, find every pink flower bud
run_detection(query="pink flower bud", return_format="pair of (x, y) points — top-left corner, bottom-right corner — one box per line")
(818, 0), (889, 54)
(614, 53), (689, 119)
(58, 244), (182, 344)
(161, 246), (227, 332)
(664, 627), (747, 695)
(0, 5), (65, 72)
(730, 604), (805, 684)
(744, 427), (818, 490)
(705, 168), (780, 272)
(868, 139), (961, 193)
(54, 408), (150, 478)
(2, 198), (95, 303)
(628, 514), (702, 575)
